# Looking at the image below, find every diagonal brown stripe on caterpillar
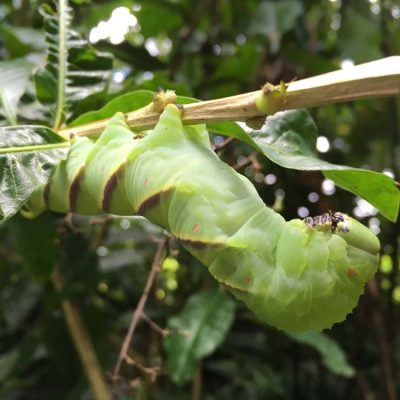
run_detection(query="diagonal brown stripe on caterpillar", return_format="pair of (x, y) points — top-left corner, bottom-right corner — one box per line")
(138, 188), (175, 216)
(102, 163), (127, 212)
(69, 168), (84, 212)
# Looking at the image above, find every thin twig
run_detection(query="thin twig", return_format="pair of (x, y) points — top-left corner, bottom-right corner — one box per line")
(112, 237), (168, 380)
(59, 57), (400, 138)
(141, 313), (169, 337)
(213, 136), (234, 152)
(232, 151), (261, 171)
(124, 355), (162, 383)
(142, 312), (192, 338)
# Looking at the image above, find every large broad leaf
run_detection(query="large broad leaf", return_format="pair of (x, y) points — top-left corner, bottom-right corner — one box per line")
(199, 109), (398, 221)
(0, 58), (34, 125)
(249, 110), (399, 221)
(34, 2), (112, 128)
(288, 331), (355, 378)
(164, 289), (235, 386)
(0, 125), (68, 223)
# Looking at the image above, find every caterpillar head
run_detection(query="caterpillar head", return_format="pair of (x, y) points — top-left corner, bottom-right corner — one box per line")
(228, 212), (380, 332)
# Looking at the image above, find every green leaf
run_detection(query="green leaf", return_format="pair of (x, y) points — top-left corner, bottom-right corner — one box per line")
(35, 2), (113, 128)
(0, 58), (34, 125)
(323, 169), (399, 222)
(175, 95), (199, 105)
(164, 289), (235, 386)
(288, 331), (355, 378)
(207, 121), (261, 148)
(250, 110), (399, 221)
(0, 125), (68, 223)
(70, 90), (155, 126)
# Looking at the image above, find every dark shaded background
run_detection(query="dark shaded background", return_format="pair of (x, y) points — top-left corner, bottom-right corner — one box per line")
(0, 0), (399, 399)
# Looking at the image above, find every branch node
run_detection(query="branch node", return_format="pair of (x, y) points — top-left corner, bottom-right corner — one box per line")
(256, 81), (287, 115)
(152, 90), (177, 113)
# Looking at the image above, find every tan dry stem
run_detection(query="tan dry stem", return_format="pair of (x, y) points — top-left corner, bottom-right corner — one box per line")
(59, 56), (400, 139)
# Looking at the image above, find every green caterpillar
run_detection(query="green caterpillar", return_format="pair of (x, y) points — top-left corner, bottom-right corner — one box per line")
(24, 104), (380, 332)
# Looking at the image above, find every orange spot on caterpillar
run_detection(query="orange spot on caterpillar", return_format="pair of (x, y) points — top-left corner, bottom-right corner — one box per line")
(243, 276), (252, 286)
(144, 178), (149, 187)
(347, 268), (358, 278)
(192, 223), (200, 233)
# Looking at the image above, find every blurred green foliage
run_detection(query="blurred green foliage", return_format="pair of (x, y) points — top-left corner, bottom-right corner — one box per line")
(0, 0), (400, 399)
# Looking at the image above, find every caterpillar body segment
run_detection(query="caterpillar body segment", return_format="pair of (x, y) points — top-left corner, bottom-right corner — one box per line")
(24, 104), (380, 332)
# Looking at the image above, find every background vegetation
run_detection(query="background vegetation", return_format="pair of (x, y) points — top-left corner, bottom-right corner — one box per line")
(0, 0), (399, 399)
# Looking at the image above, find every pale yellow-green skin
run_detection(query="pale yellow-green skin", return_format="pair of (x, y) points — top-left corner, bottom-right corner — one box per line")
(25, 104), (380, 332)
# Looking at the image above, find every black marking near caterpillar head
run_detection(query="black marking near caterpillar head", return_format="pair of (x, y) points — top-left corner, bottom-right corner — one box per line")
(304, 211), (350, 233)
